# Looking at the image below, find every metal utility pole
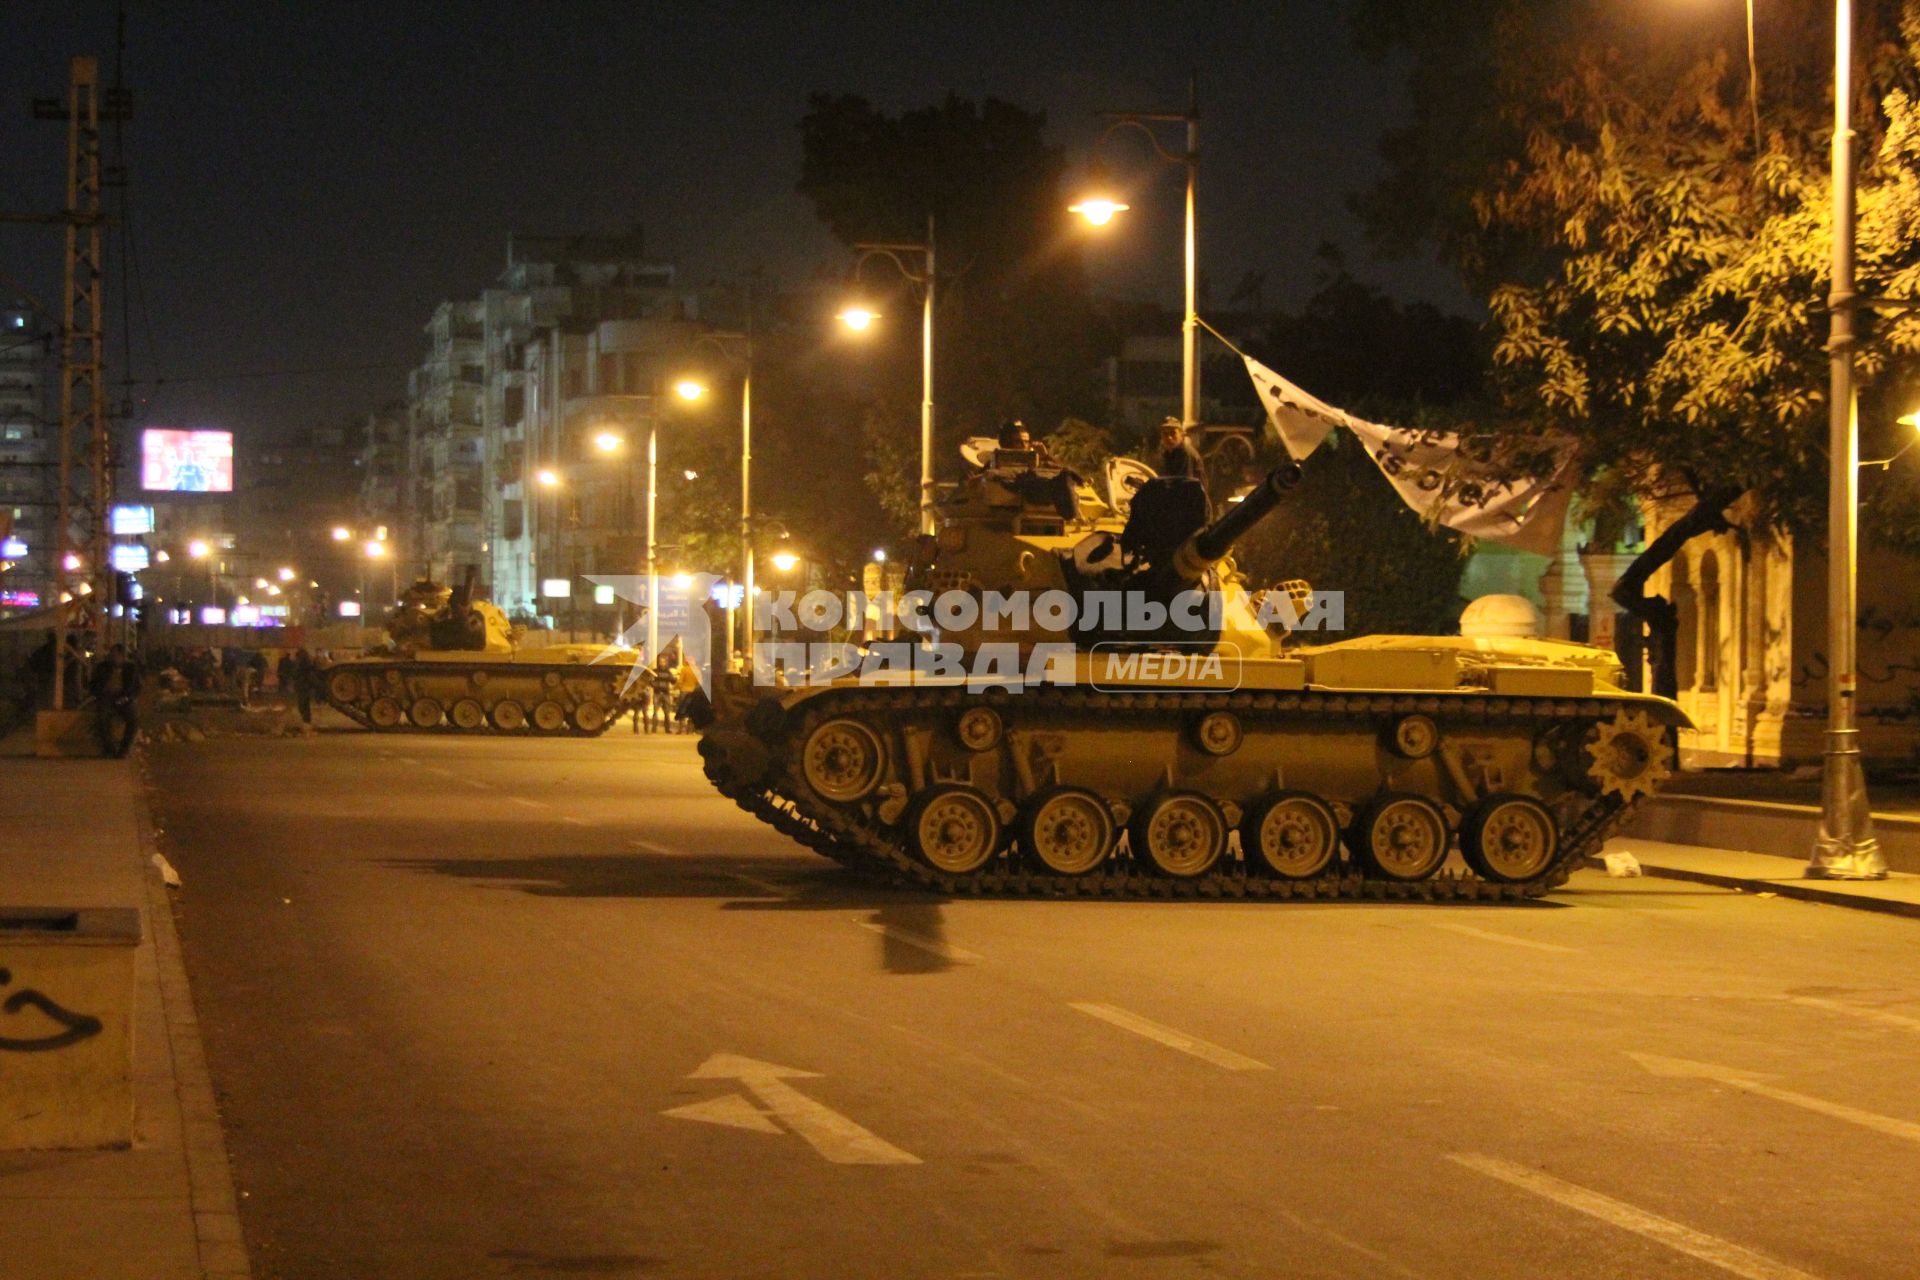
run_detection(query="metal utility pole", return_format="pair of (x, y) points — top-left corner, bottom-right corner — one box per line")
(1809, 0), (1886, 878)
(27, 57), (126, 711)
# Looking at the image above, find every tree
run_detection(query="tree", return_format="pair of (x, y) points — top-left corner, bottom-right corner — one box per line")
(798, 92), (1109, 528)
(1355, 0), (1920, 693)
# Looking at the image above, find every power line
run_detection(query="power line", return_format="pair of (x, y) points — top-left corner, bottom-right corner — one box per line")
(126, 360), (415, 388)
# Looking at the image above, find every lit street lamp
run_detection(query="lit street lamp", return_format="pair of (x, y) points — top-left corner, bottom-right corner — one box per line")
(841, 216), (937, 534)
(1073, 77), (1200, 428)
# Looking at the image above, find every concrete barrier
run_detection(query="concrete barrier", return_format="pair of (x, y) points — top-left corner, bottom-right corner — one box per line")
(0, 907), (141, 1149)
(1627, 793), (1920, 875)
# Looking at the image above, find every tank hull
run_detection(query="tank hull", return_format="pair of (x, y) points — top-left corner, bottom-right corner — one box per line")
(321, 648), (644, 736)
(698, 656), (1685, 901)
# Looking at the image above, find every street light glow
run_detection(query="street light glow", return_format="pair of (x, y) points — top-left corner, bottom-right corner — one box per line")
(593, 430), (623, 453)
(364, 540), (388, 559)
(1069, 197), (1130, 227)
(771, 551), (799, 573)
(155, 549), (170, 563)
(674, 379), (707, 402)
(187, 539), (211, 559)
(62, 552), (83, 572)
(872, 548), (887, 562)
(670, 571), (694, 589)
(836, 306), (878, 332)
(1899, 410), (1920, 431)
(277, 566), (296, 582)
(331, 526), (351, 542)
(683, 469), (698, 481)
(536, 468), (560, 488)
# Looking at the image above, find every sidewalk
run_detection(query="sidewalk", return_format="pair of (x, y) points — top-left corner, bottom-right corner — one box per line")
(0, 732), (248, 1280)
(1630, 771), (1920, 875)
(1599, 837), (1920, 920)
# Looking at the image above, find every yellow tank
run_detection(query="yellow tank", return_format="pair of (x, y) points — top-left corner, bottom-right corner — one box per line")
(320, 570), (644, 735)
(697, 446), (1686, 900)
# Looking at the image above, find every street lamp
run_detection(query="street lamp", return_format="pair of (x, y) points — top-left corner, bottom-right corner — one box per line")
(770, 550), (800, 574)
(676, 328), (759, 660)
(592, 430), (623, 455)
(1811, 0), (1887, 879)
(1072, 77), (1200, 427)
(1862, 410), (1920, 469)
(331, 525), (351, 542)
(840, 216), (937, 534)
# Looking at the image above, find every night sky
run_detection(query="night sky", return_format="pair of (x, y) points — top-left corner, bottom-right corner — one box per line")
(0, 1), (1464, 445)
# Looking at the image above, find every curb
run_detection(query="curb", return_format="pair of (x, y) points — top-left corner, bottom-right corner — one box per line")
(1588, 856), (1920, 921)
(133, 762), (254, 1280)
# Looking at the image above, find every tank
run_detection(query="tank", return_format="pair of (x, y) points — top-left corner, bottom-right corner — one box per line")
(696, 444), (1686, 901)
(320, 568), (646, 735)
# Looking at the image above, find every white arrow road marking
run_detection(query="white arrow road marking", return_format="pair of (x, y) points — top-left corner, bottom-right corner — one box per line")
(857, 921), (981, 963)
(662, 1094), (783, 1134)
(1630, 1052), (1920, 1144)
(1449, 1153), (1818, 1280)
(1069, 1003), (1271, 1071)
(1431, 922), (1580, 954)
(671, 1053), (920, 1166)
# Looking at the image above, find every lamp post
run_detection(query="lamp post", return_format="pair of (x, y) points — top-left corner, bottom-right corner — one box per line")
(674, 330), (757, 661)
(1072, 76), (1201, 428)
(1810, 0), (1886, 878)
(839, 215), (937, 534)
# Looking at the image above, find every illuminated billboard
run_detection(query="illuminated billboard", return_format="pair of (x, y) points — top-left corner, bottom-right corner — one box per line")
(141, 429), (234, 493)
(110, 504), (155, 535)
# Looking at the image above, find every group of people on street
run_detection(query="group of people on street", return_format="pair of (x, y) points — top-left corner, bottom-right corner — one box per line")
(631, 648), (703, 734)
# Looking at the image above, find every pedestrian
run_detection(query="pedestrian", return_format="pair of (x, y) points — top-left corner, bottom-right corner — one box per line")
(293, 649), (315, 724)
(672, 652), (706, 732)
(276, 650), (296, 695)
(89, 643), (142, 757)
(648, 653), (676, 733)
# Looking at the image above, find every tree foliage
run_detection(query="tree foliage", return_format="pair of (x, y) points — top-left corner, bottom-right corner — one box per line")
(798, 92), (1109, 522)
(1355, 0), (1920, 542)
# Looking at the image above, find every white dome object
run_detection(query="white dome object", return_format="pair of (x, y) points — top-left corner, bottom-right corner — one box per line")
(1460, 593), (1543, 639)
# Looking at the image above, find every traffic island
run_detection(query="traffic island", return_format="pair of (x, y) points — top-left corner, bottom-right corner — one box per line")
(0, 907), (141, 1149)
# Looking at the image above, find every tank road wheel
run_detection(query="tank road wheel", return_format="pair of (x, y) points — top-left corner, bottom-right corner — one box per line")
(904, 784), (1001, 875)
(532, 700), (569, 734)
(1356, 793), (1450, 881)
(326, 670), (363, 705)
(1018, 786), (1116, 875)
(408, 697), (444, 729)
(1242, 791), (1341, 879)
(801, 718), (886, 803)
(490, 699), (527, 732)
(1130, 792), (1228, 878)
(367, 696), (404, 729)
(1461, 793), (1559, 883)
(450, 698), (487, 731)
(1389, 714), (1440, 759)
(571, 700), (609, 735)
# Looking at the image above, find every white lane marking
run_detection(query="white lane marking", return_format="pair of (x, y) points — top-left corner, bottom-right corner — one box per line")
(507, 795), (548, 810)
(1631, 1053), (1920, 1144)
(857, 921), (980, 963)
(462, 778), (491, 791)
(672, 1053), (920, 1166)
(560, 815), (590, 827)
(1069, 1002), (1270, 1072)
(1776, 994), (1920, 1034)
(630, 838), (678, 856)
(396, 756), (420, 766)
(1431, 922), (1580, 954)
(1449, 1153), (1817, 1280)
(727, 872), (791, 898)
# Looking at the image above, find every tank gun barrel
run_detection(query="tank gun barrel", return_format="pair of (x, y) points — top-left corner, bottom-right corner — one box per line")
(1176, 462), (1301, 576)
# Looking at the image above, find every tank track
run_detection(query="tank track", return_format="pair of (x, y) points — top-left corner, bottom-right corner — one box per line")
(323, 660), (639, 738)
(707, 684), (1643, 902)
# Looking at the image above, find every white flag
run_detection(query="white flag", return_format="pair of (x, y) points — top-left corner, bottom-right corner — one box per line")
(1242, 355), (1576, 553)
(1244, 356), (1345, 460)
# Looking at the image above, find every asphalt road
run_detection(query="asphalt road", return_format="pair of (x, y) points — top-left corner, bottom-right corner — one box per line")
(146, 724), (1920, 1280)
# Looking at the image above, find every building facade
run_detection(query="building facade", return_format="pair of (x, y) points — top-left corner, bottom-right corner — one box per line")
(0, 301), (54, 613)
